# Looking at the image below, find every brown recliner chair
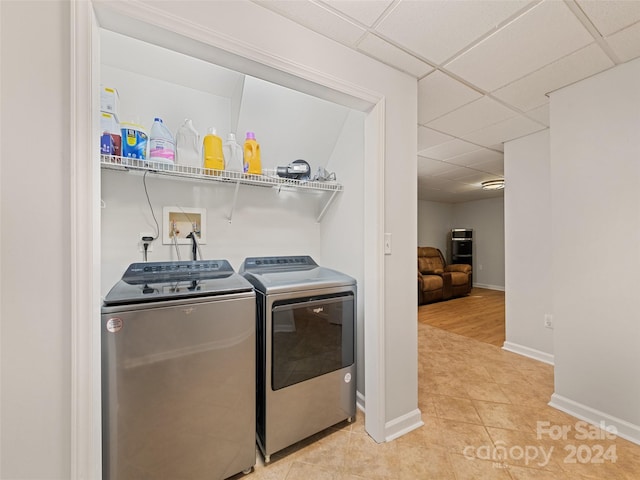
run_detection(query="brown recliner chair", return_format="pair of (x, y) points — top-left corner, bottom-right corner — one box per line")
(418, 247), (472, 305)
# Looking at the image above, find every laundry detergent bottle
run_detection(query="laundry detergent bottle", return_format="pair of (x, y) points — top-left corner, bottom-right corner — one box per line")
(243, 131), (261, 175)
(223, 133), (243, 173)
(175, 119), (200, 169)
(149, 117), (176, 165)
(202, 127), (225, 174)
(121, 122), (148, 160)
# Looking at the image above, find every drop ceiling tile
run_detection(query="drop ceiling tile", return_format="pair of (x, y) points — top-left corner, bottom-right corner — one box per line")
(418, 71), (483, 124)
(461, 115), (546, 147)
(449, 182), (482, 194)
(419, 175), (462, 191)
(458, 189), (504, 202)
(426, 96), (518, 138)
(489, 144), (504, 152)
(417, 156), (460, 176)
(418, 189), (458, 203)
(470, 157), (505, 176)
(445, 0), (594, 91)
(492, 43), (613, 111)
(576, 0), (640, 37)
(418, 177), (481, 196)
(418, 126), (454, 152)
(255, 0), (366, 46)
(418, 181), (502, 203)
(320, 0), (394, 27)
(417, 184), (462, 202)
(420, 139), (482, 161)
(606, 21), (640, 63)
(526, 104), (550, 126)
(453, 170), (503, 186)
(432, 168), (501, 193)
(434, 165), (497, 183)
(375, 0), (531, 64)
(446, 148), (503, 168)
(358, 33), (434, 77)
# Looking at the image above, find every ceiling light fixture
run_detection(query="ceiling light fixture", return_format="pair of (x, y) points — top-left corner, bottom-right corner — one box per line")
(481, 179), (505, 191)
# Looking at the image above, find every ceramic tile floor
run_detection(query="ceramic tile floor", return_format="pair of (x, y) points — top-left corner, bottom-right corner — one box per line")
(233, 324), (640, 480)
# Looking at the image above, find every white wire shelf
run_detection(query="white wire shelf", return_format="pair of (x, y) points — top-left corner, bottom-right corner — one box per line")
(100, 155), (343, 222)
(100, 155), (343, 192)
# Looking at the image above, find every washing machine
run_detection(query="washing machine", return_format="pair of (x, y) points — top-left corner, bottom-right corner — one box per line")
(101, 260), (256, 480)
(240, 255), (356, 463)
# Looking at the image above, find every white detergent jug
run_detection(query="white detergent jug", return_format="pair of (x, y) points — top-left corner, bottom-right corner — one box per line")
(175, 119), (201, 169)
(223, 133), (243, 173)
(149, 117), (176, 165)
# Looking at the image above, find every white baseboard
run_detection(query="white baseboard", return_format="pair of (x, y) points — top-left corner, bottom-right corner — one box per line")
(473, 283), (505, 291)
(502, 341), (554, 365)
(549, 393), (640, 446)
(354, 392), (423, 442)
(356, 390), (366, 413)
(384, 408), (424, 442)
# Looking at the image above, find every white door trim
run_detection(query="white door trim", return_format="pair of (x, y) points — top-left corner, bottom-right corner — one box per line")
(70, 1), (102, 479)
(363, 99), (386, 443)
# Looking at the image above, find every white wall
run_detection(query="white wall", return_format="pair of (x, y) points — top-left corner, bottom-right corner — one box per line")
(381, 91), (418, 430)
(236, 75), (351, 169)
(102, 65), (232, 144)
(452, 197), (504, 289)
(0, 1), (419, 477)
(100, 52), (355, 294)
(417, 200), (452, 254)
(322, 110), (366, 395)
(550, 58), (640, 442)
(1, 1), (71, 478)
(101, 170), (324, 290)
(503, 130), (553, 363)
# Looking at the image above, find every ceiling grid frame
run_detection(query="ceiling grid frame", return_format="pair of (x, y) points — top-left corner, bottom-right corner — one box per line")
(253, 0), (640, 202)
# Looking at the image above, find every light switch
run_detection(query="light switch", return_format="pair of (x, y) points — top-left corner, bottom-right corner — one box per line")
(384, 233), (392, 255)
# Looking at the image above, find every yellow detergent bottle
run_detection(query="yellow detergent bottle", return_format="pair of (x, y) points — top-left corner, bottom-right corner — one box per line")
(243, 131), (261, 175)
(202, 127), (224, 174)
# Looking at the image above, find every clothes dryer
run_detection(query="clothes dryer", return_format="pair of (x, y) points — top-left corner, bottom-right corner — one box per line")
(240, 255), (356, 463)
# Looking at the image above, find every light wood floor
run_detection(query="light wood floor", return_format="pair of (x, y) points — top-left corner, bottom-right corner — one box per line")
(418, 287), (505, 347)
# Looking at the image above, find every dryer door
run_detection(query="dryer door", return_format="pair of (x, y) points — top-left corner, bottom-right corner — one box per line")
(271, 292), (354, 390)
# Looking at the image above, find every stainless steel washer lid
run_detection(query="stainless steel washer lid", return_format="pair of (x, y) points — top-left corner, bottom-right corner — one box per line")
(239, 255), (356, 294)
(103, 260), (254, 306)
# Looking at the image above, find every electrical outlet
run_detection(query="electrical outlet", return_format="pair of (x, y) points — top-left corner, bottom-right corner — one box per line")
(138, 232), (155, 253)
(544, 314), (553, 329)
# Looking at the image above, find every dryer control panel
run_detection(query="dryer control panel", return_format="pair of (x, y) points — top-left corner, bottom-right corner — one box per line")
(241, 256), (317, 272)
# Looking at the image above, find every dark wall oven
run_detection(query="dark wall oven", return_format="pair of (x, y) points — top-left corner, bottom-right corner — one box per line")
(451, 228), (473, 267)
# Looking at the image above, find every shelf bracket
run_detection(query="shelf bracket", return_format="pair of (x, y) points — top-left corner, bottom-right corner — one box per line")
(227, 179), (241, 223)
(317, 190), (339, 223)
